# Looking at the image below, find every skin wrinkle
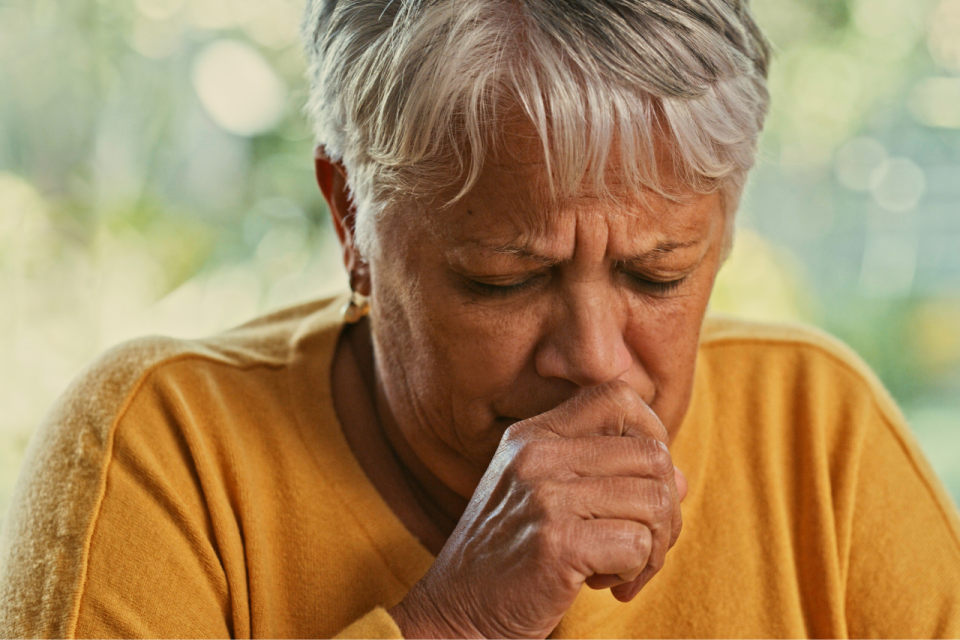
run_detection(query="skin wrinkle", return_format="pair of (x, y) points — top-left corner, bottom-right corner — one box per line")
(363, 136), (722, 508)
(375, 323), (472, 526)
(316, 109), (720, 633)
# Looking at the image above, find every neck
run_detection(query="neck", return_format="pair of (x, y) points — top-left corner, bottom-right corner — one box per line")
(374, 381), (468, 537)
(345, 320), (467, 546)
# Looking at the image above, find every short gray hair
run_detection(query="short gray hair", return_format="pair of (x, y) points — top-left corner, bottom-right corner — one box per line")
(302, 0), (771, 256)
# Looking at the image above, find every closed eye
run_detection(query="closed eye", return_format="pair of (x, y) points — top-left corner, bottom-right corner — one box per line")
(621, 270), (687, 296)
(463, 274), (545, 297)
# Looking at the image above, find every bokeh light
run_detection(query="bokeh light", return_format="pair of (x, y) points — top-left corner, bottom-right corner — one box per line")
(835, 138), (888, 192)
(910, 77), (960, 128)
(192, 40), (288, 136)
(870, 158), (927, 213)
(928, 0), (960, 72)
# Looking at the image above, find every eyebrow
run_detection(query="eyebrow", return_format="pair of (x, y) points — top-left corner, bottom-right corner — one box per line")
(484, 239), (700, 265)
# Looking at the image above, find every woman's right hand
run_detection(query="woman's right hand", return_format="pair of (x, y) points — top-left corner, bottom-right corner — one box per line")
(389, 381), (688, 639)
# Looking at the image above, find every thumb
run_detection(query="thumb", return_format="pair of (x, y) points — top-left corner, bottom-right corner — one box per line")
(674, 466), (688, 502)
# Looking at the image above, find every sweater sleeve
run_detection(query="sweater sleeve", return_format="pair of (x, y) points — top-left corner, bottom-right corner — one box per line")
(334, 607), (405, 639)
(70, 368), (237, 638)
(844, 405), (960, 637)
(0, 338), (227, 638)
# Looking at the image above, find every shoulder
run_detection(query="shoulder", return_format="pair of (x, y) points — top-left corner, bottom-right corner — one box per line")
(695, 314), (960, 564)
(693, 314), (929, 487)
(0, 335), (203, 637)
(697, 313), (904, 425)
(0, 295), (346, 638)
(700, 313), (881, 381)
(691, 314), (920, 509)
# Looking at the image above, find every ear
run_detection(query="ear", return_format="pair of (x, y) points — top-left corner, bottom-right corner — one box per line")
(314, 146), (371, 296)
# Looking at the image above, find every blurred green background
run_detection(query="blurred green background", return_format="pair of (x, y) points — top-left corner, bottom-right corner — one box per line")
(1, 0), (958, 528)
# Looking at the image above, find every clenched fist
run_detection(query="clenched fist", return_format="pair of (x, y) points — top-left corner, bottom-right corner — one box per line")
(390, 381), (688, 638)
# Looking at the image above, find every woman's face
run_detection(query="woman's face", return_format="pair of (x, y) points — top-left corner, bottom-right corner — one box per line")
(367, 146), (728, 500)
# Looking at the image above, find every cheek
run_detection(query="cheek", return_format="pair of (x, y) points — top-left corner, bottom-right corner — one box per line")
(624, 280), (714, 430)
(431, 298), (545, 399)
(372, 251), (542, 412)
(627, 303), (699, 376)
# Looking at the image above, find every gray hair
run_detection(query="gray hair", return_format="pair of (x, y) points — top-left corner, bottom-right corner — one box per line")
(302, 0), (771, 257)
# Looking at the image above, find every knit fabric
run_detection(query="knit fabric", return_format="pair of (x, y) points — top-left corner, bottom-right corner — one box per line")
(1, 294), (958, 637)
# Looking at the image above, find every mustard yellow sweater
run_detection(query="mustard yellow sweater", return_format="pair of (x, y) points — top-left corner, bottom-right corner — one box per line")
(1, 295), (958, 638)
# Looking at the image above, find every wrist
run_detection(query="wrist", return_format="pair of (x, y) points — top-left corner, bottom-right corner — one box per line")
(389, 581), (483, 639)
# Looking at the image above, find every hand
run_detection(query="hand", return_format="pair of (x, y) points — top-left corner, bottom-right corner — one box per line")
(389, 381), (688, 639)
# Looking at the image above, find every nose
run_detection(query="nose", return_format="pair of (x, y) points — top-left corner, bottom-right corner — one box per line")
(534, 291), (634, 388)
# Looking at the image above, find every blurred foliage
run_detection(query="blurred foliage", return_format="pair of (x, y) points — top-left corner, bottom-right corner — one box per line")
(1, 0), (959, 524)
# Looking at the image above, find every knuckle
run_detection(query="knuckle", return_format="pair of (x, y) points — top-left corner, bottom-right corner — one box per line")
(606, 380), (640, 408)
(651, 482), (673, 518)
(538, 414), (565, 435)
(646, 409), (670, 442)
(509, 440), (543, 481)
(648, 440), (674, 477)
(629, 526), (653, 564)
(598, 382), (644, 437)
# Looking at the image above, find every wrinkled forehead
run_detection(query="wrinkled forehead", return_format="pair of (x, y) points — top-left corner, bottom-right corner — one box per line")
(376, 107), (729, 261)
(416, 131), (722, 249)
(408, 168), (722, 265)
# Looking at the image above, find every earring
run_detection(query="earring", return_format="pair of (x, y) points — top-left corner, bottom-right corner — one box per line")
(341, 290), (370, 323)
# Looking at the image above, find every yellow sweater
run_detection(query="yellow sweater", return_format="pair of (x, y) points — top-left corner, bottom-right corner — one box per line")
(1, 295), (958, 638)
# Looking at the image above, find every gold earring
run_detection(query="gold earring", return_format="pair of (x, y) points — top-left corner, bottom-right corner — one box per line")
(341, 290), (370, 323)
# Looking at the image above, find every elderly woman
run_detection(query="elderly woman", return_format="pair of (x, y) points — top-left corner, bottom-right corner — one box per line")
(2, 0), (959, 637)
